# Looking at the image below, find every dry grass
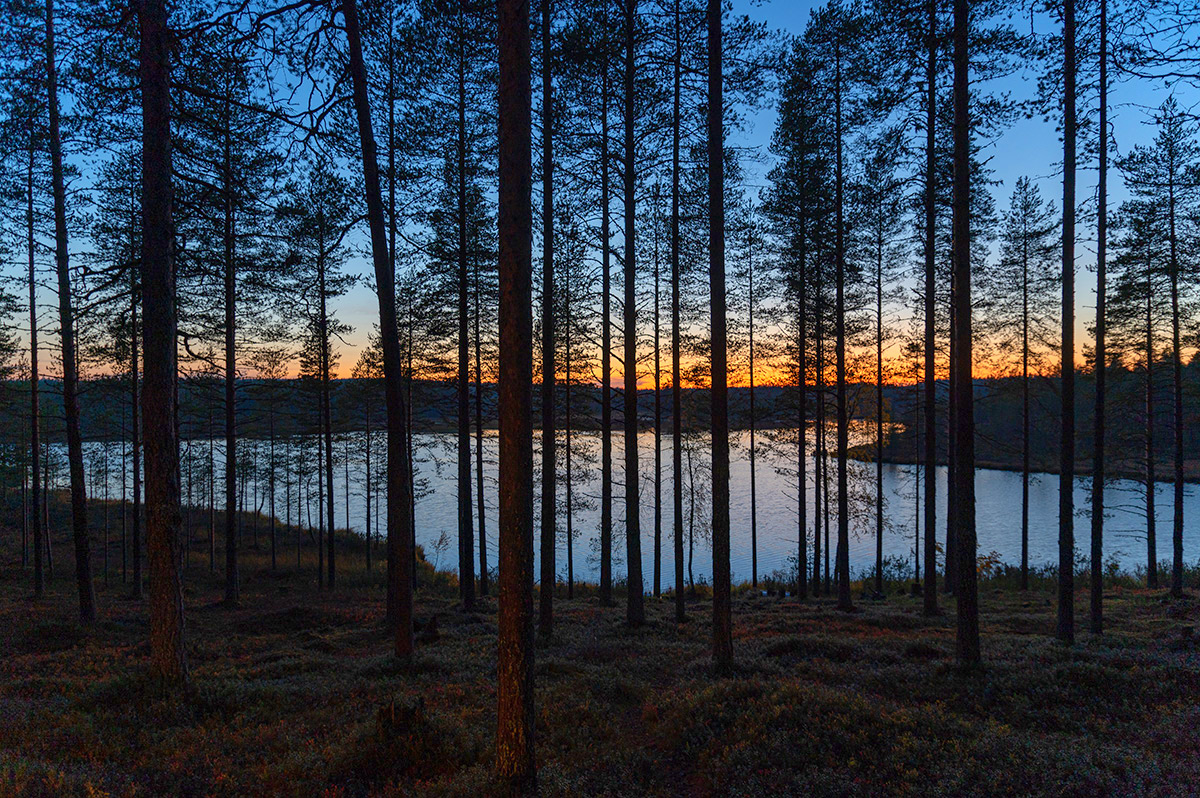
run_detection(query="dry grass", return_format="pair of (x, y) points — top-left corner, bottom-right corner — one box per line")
(2, 513), (1200, 796)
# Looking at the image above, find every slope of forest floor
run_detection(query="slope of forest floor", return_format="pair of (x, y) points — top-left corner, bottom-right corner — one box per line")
(2, 521), (1200, 796)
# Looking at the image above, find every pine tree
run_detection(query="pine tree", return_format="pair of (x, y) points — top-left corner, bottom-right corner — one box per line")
(277, 159), (356, 590)
(138, 0), (188, 686)
(342, 0), (417, 659)
(495, 0), (535, 786)
(45, 0), (96, 623)
(1118, 97), (1199, 599)
(992, 176), (1058, 591)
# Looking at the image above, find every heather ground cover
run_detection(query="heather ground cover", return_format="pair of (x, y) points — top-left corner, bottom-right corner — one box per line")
(2, 518), (1200, 797)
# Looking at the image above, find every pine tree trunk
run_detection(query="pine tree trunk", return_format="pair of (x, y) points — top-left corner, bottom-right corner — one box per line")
(749, 221), (758, 591)
(1169, 173), (1183, 599)
(566, 291), (574, 600)
(46, 0), (96, 623)
(270, 411), (276, 571)
(952, 0), (979, 664)
(457, 31), (475, 610)
(709, 0), (732, 671)
(1146, 267), (1158, 589)
(365, 408), (372, 571)
(223, 129), (238, 605)
(1058, 0), (1077, 643)
(600, 47), (613, 608)
(209, 411), (215, 571)
(653, 188), (662, 598)
(815, 279), (823, 594)
(797, 175), (808, 600)
(670, 0), (685, 624)
(495, 0), (536, 786)
(138, 0), (188, 685)
(1022, 233), (1030, 590)
(27, 143), (42, 599)
(834, 41), (852, 613)
(475, 278), (488, 593)
(539, 0), (556, 636)
(875, 215), (884, 596)
(623, 0), (643, 627)
(317, 427), (324, 585)
(1090, 0), (1107, 631)
(320, 246), (336, 588)
(922, 0), (938, 615)
(343, 0), (415, 658)
(945, 292), (956, 596)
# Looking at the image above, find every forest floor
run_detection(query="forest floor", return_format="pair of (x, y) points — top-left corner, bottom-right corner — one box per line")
(2, 517), (1200, 796)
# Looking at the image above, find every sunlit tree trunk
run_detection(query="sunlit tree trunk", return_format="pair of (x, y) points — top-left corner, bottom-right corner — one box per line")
(495, 0), (536, 786)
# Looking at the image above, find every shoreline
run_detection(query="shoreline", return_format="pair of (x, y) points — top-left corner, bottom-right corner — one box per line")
(847, 445), (1200, 486)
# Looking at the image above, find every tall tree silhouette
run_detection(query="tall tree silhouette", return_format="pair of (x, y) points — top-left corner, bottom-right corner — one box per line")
(623, 0), (644, 627)
(994, 177), (1058, 590)
(1058, 0), (1077, 645)
(342, 0), (416, 658)
(670, 0), (687, 624)
(1090, 0), (1109, 635)
(709, 0), (732, 672)
(45, 0), (96, 623)
(1119, 98), (1198, 599)
(600, 5), (615, 608)
(951, 0), (979, 664)
(922, 0), (940, 616)
(278, 161), (355, 589)
(539, 0), (556, 637)
(851, 128), (905, 596)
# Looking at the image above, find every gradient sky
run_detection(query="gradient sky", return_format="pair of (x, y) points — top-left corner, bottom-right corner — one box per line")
(321, 0), (1195, 378)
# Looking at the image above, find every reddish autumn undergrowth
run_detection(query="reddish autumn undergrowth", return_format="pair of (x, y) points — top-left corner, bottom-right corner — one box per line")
(2, 517), (1199, 796)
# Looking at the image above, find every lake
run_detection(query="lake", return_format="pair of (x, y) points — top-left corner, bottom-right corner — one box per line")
(77, 428), (1197, 586)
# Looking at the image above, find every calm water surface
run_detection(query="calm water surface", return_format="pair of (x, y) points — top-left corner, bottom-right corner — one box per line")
(79, 428), (1199, 586)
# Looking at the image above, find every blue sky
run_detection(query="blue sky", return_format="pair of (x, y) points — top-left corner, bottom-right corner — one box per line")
(328, 0), (1195, 373)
